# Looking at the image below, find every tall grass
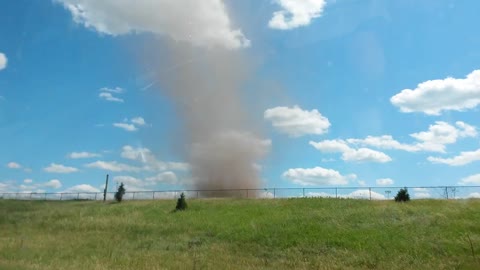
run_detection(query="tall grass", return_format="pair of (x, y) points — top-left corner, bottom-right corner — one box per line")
(1, 198), (479, 269)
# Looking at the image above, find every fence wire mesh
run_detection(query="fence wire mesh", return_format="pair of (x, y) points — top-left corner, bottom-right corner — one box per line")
(1, 186), (480, 201)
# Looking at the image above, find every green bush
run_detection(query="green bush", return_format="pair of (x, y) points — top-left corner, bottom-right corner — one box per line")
(395, 188), (410, 202)
(114, 183), (126, 202)
(175, 192), (187, 211)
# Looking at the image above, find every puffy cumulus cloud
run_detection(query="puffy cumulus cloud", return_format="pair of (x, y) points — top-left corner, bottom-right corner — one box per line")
(113, 117), (149, 132)
(467, 192), (480, 198)
(113, 123), (138, 132)
(7, 162), (21, 169)
(428, 149), (480, 166)
(264, 106), (330, 137)
(68, 151), (100, 159)
(282, 166), (355, 186)
(342, 148), (392, 163)
(99, 92), (124, 103)
(131, 117), (146, 126)
(391, 70), (480, 115)
(269, 0), (327, 30)
(112, 172), (180, 190)
(55, 0), (250, 49)
(347, 135), (420, 152)
(348, 121), (477, 154)
(410, 121), (476, 147)
(411, 188), (431, 199)
(99, 86), (125, 102)
(44, 163), (79, 173)
(376, 178), (394, 186)
(85, 160), (143, 172)
(309, 140), (392, 163)
(0, 52), (7, 70)
(121, 145), (167, 171)
(44, 179), (62, 189)
(113, 175), (145, 186)
(309, 140), (350, 153)
(458, 174), (480, 185)
(145, 171), (178, 185)
(64, 184), (100, 193)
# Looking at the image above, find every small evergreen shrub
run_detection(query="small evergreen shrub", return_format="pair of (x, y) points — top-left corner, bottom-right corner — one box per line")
(175, 192), (188, 211)
(394, 188), (410, 202)
(114, 182), (126, 202)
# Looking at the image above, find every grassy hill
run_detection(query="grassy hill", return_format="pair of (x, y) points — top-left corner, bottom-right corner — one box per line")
(1, 198), (480, 269)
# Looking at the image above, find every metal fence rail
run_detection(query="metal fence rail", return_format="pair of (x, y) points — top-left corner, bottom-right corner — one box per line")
(1, 186), (480, 201)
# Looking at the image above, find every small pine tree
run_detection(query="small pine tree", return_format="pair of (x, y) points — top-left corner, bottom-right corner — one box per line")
(394, 188), (410, 202)
(115, 182), (126, 202)
(175, 192), (187, 211)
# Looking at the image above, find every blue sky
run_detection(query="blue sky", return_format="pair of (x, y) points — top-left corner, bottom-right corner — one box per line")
(1, 0), (480, 198)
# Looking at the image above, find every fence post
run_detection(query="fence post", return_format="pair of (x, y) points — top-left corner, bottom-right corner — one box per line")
(246, 189), (249, 198)
(60, 193), (63, 200)
(335, 188), (338, 199)
(445, 186), (449, 199)
(273, 188), (276, 199)
(303, 188), (305, 197)
(94, 193), (97, 201)
(369, 188), (372, 201)
(153, 191), (155, 200)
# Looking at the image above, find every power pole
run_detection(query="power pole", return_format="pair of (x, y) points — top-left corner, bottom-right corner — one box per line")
(103, 174), (109, 202)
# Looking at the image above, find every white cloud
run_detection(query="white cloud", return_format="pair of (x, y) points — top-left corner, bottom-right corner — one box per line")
(121, 145), (166, 171)
(346, 189), (385, 200)
(99, 92), (124, 103)
(428, 149), (480, 166)
(131, 117), (146, 126)
(113, 117), (149, 131)
(55, 0), (250, 49)
(269, 0), (327, 30)
(347, 135), (420, 152)
(64, 184), (100, 193)
(0, 53), (7, 70)
(458, 174), (480, 185)
(309, 140), (350, 153)
(113, 175), (146, 186)
(282, 166), (354, 186)
(7, 162), (21, 169)
(44, 163), (79, 173)
(85, 160), (143, 172)
(348, 121), (477, 154)
(391, 70), (480, 115)
(264, 105), (330, 137)
(467, 192), (480, 198)
(44, 179), (62, 189)
(145, 171), (178, 185)
(376, 178), (394, 186)
(342, 148), (392, 163)
(100, 87), (124, 93)
(309, 140), (392, 163)
(166, 162), (191, 171)
(113, 123), (138, 132)
(68, 151), (101, 159)
(414, 192), (431, 199)
(23, 179), (33, 183)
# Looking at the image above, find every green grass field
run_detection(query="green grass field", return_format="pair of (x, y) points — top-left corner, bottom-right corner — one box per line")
(1, 198), (480, 269)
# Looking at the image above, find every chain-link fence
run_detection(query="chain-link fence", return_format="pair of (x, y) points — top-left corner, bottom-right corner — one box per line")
(1, 186), (480, 201)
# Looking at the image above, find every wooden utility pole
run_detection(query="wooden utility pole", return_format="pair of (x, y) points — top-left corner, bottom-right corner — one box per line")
(103, 174), (109, 202)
